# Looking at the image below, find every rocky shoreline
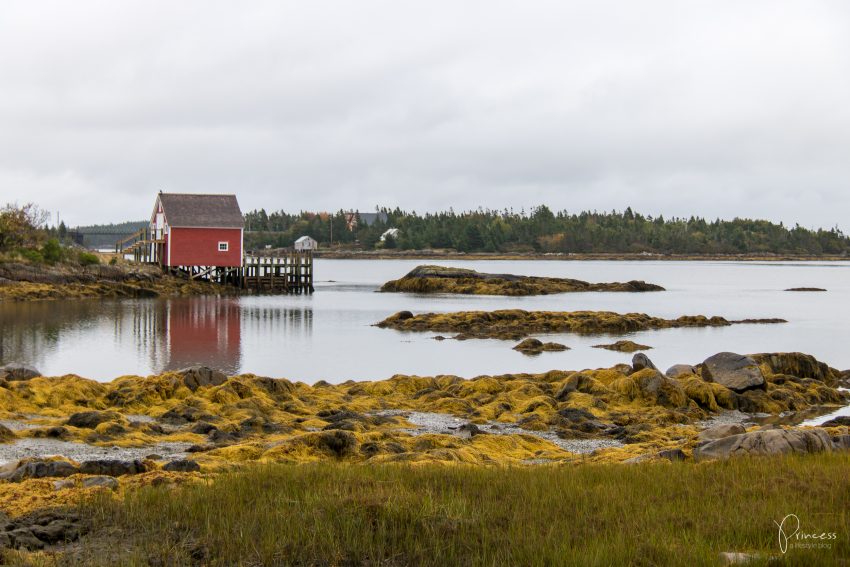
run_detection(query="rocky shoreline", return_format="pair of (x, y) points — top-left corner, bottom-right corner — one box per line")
(0, 353), (848, 552)
(0, 261), (236, 301)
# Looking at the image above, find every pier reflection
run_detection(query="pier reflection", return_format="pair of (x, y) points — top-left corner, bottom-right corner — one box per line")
(0, 297), (314, 379)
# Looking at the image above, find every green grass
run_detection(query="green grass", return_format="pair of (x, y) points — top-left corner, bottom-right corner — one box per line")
(68, 454), (849, 566)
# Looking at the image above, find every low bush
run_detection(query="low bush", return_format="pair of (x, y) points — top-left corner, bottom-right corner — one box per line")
(78, 251), (101, 266)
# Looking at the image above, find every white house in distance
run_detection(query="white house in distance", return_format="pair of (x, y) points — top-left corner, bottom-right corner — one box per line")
(294, 235), (318, 251)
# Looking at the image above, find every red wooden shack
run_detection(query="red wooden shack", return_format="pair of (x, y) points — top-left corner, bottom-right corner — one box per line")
(150, 192), (244, 268)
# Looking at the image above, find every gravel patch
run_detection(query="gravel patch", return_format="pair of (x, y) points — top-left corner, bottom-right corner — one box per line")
(374, 410), (623, 455)
(0, 438), (191, 466)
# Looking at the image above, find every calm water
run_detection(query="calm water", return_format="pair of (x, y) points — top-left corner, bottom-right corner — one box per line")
(1, 260), (848, 383)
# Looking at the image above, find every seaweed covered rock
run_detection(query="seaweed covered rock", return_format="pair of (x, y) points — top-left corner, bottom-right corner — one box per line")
(163, 459), (201, 473)
(750, 352), (839, 384)
(379, 265), (666, 296)
(593, 340), (651, 352)
(177, 366), (228, 391)
(79, 459), (147, 477)
(700, 352), (765, 393)
(694, 428), (834, 460)
(0, 459), (78, 482)
(376, 309), (782, 340)
(0, 363), (41, 382)
(66, 410), (126, 429)
(0, 423), (15, 443)
(512, 338), (569, 355)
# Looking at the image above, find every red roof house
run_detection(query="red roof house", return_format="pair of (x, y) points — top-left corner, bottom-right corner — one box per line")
(151, 193), (244, 268)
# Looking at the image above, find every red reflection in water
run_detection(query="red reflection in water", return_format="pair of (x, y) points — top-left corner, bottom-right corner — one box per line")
(162, 298), (242, 373)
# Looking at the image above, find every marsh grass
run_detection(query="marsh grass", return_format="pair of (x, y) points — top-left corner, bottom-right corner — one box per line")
(67, 453), (849, 566)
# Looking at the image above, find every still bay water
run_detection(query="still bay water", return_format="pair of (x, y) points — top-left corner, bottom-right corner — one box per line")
(1, 259), (848, 383)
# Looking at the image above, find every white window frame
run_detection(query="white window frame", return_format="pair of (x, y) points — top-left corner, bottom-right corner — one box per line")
(218, 241), (229, 252)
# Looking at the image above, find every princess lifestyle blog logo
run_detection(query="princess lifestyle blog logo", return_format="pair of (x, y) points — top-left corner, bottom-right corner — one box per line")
(774, 514), (837, 554)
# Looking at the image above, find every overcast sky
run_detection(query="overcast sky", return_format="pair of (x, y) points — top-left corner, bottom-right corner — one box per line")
(1, 1), (848, 229)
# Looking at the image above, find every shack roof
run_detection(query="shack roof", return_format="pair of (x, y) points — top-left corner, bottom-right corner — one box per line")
(158, 193), (244, 228)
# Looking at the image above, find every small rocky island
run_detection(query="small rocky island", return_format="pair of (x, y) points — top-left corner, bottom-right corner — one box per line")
(380, 265), (665, 295)
(376, 309), (786, 340)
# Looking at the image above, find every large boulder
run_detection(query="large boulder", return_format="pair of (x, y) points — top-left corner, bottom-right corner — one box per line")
(694, 428), (834, 460)
(0, 364), (41, 381)
(700, 352), (765, 393)
(177, 366), (228, 391)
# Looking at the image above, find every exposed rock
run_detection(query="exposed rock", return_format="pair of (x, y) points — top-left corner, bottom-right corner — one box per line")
(631, 353), (658, 373)
(160, 404), (212, 424)
(512, 338), (569, 355)
(785, 287), (826, 292)
(0, 423), (15, 443)
(0, 459), (78, 482)
(821, 416), (850, 428)
(78, 459), (147, 477)
(593, 340), (651, 352)
(698, 424), (746, 443)
(177, 366), (228, 391)
(665, 364), (696, 378)
(833, 435), (850, 450)
(694, 428), (834, 460)
(66, 410), (125, 429)
(701, 352), (766, 393)
(7, 528), (44, 550)
(0, 364), (41, 382)
(163, 459), (201, 473)
(81, 476), (119, 490)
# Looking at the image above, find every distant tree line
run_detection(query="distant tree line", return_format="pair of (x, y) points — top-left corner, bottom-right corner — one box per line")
(242, 206), (849, 255)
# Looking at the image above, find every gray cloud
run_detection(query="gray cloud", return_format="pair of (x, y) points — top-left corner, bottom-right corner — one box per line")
(1, 0), (848, 230)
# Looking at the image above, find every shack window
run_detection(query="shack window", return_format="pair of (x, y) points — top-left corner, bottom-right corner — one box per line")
(218, 242), (229, 252)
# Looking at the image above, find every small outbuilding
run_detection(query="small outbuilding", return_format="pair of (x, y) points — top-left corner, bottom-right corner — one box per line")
(150, 192), (244, 268)
(294, 235), (318, 251)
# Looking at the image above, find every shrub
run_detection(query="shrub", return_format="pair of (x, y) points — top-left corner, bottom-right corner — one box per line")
(18, 248), (44, 263)
(78, 251), (101, 266)
(41, 238), (63, 264)
(109, 256), (118, 266)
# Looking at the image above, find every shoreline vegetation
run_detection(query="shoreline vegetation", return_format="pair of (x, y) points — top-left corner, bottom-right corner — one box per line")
(0, 260), (237, 302)
(239, 205), (850, 257)
(317, 248), (850, 261)
(376, 309), (787, 340)
(380, 265), (664, 295)
(0, 351), (848, 562)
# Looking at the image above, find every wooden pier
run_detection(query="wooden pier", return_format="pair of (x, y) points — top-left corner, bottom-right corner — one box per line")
(239, 251), (314, 294)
